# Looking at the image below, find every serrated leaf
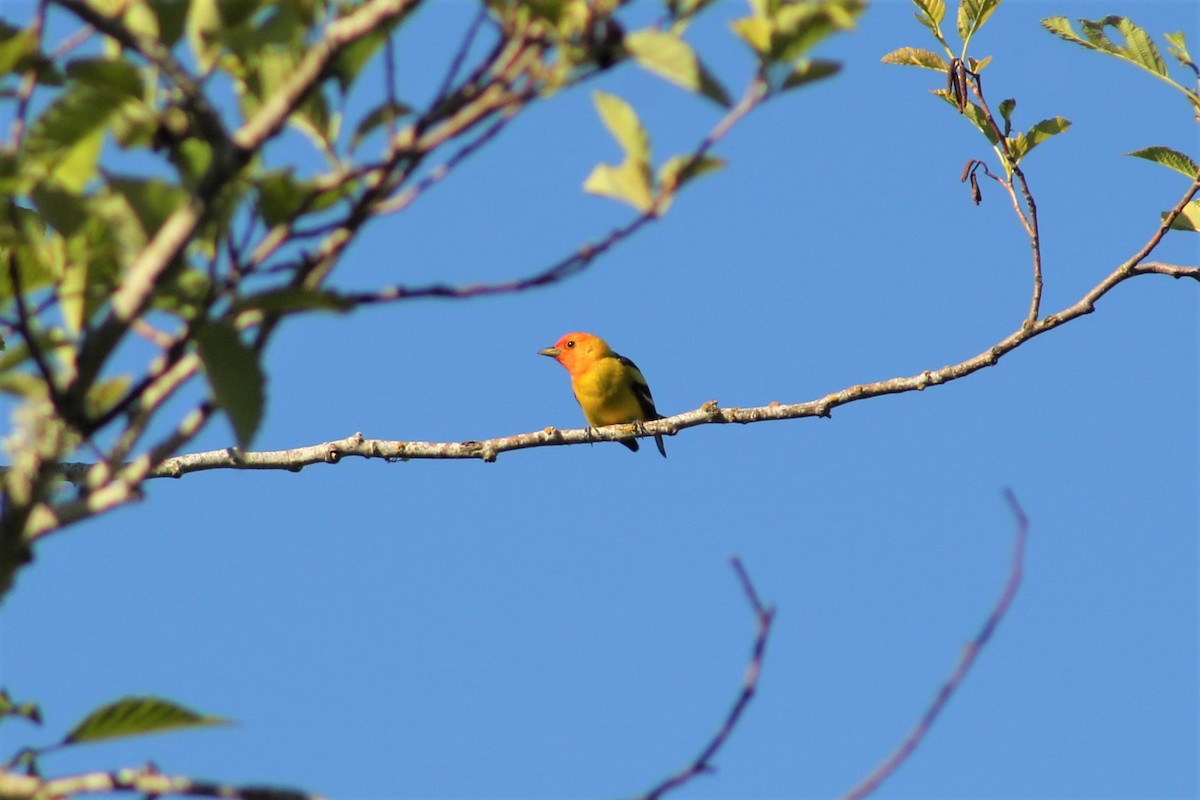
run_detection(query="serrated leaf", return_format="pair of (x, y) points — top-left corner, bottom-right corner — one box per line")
(592, 91), (650, 165)
(1166, 200), (1200, 232)
(1041, 16), (1088, 48)
(1009, 116), (1070, 162)
(1126, 146), (1200, 178)
(933, 89), (998, 143)
(62, 697), (229, 745)
(881, 47), (947, 71)
(584, 161), (654, 213)
(1163, 31), (1195, 70)
(195, 321), (265, 449)
(957, 0), (1000, 42)
(624, 30), (731, 108)
(1116, 17), (1166, 76)
(913, 0), (946, 28)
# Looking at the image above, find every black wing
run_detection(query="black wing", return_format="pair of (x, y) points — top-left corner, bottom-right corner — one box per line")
(616, 353), (667, 457)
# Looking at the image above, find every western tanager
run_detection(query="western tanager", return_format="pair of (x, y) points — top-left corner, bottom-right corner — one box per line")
(538, 332), (667, 457)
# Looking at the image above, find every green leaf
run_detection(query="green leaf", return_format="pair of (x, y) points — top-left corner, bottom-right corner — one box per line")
(195, 321), (266, 449)
(0, 24), (37, 76)
(331, 22), (398, 94)
(64, 58), (141, 98)
(592, 91), (650, 165)
(658, 153), (725, 194)
(1047, 16), (1167, 77)
(186, 0), (221, 72)
(957, 0), (1001, 43)
(30, 185), (88, 237)
(86, 375), (132, 418)
(231, 287), (354, 316)
(350, 101), (413, 152)
(1009, 116), (1070, 162)
(1166, 200), (1200, 232)
(730, 16), (771, 56)
(781, 59), (840, 90)
(933, 89), (998, 143)
(772, 1), (863, 62)
(63, 697), (228, 745)
(881, 47), (947, 71)
(997, 97), (1015, 135)
(1115, 16), (1166, 76)
(584, 160), (654, 213)
(106, 176), (187, 239)
(1126, 146), (1200, 178)
(1164, 31), (1196, 71)
(0, 689), (42, 725)
(1041, 16), (1088, 48)
(913, 0), (946, 29)
(148, 0), (189, 47)
(624, 30), (731, 108)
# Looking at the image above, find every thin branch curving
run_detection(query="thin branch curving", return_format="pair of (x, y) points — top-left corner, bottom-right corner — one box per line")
(841, 490), (1029, 800)
(639, 556), (776, 800)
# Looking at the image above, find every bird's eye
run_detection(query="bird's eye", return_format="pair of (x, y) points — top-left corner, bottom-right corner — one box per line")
(566, 340), (575, 348)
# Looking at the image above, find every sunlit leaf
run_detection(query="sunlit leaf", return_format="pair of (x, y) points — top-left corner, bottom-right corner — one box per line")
(1009, 116), (1071, 162)
(912, 0), (946, 29)
(583, 161), (654, 213)
(881, 47), (947, 71)
(1166, 200), (1200, 232)
(957, 0), (1000, 43)
(592, 91), (650, 164)
(1126, 146), (1199, 178)
(625, 30), (731, 108)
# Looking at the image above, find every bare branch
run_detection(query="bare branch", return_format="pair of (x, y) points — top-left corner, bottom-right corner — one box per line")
(640, 556), (775, 800)
(0, 764), (321, 800)
(842, 490), (1029, 800)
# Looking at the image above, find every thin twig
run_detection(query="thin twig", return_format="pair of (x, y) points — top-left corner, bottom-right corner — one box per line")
(640, 556), (776, 800)
(841, 490), (1029, 800)
(351, 78), (770, 304)
(963, 67), (1043, 324)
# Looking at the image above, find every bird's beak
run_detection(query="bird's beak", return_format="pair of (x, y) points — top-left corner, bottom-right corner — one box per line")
(538, 347), (561, 358)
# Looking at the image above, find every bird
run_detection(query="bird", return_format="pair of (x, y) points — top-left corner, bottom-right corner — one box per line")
(538, 332), (667, 457)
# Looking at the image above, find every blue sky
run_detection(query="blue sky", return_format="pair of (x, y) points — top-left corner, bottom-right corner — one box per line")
(1, 1), (1197, 798)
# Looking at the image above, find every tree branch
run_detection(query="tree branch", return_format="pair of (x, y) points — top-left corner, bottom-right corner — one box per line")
(639, 556), (775, 800)
(0, 764), (321, 800)
(841, 490), (1029, 800)
(32, 213), (1194, 488)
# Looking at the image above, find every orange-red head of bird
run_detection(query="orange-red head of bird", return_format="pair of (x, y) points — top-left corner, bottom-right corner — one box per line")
(537, 332), (611, 376)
